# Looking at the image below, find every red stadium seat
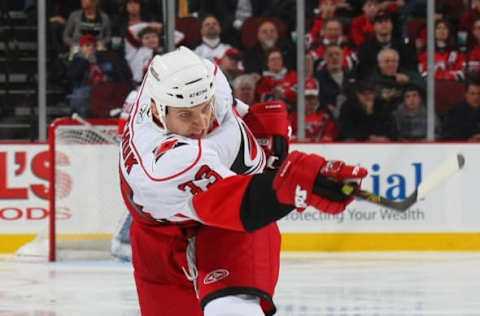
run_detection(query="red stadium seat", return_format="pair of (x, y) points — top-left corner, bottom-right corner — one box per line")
(90, 82), (131, 118)
(407, 18), (425, 41)
(406, 18), (426, 51)
(435, 80), (466, 112)
(449, 0), (465, 18)
(241, 17), (287, 49)
(175, 16), (202, 48)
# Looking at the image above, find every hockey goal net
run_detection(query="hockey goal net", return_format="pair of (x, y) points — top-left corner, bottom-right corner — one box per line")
(15, 118), (128, 261)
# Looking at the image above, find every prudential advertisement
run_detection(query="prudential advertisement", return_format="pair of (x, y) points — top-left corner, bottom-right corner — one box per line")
(279, 143), (479, 233)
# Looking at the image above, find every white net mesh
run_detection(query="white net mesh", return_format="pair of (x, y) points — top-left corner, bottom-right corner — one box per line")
(16, 119), (127, 261)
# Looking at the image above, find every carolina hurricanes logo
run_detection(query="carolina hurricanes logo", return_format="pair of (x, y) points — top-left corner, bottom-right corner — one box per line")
(156, 139), (178, 157)
(154, 139), (187, 161)
(203, 269), (230, 285)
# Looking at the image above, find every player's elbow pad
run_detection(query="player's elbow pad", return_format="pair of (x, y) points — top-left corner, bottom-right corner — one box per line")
(242, 101), (291, 169)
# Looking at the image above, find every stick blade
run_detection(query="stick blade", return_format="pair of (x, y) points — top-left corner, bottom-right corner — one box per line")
(382, 190), (418, 212)
(355, 190), (417, 212)
(355, 152), (465, 212)
(417, 153), (465, 200)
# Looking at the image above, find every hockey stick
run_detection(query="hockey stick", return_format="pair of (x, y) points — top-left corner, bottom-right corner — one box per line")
(352, 153), (465, 211)
(71, 113), (120, 145)
(314, 153), (465, 212)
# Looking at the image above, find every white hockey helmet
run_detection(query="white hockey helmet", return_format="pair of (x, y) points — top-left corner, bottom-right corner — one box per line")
(145, 46), (215, 129)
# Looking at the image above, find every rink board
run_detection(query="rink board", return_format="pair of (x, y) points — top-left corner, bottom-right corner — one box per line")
(1, 142), (480, 252)
(3, 232), (480, 253)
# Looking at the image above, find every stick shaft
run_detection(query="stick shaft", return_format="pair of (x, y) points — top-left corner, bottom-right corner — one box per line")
(348, 153), (465, 211)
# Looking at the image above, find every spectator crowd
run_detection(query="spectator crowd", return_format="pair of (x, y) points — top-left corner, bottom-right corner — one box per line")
(40, 0), (480, 142)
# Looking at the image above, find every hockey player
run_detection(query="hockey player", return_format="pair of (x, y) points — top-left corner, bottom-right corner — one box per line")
(119, 46), (367, 316)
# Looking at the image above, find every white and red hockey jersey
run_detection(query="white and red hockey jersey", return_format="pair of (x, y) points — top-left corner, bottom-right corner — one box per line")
(193, 41), (231, 63)
(418, 50), (465, 81)
(119, 61), (266, 230)
(125, 22), (185, 83)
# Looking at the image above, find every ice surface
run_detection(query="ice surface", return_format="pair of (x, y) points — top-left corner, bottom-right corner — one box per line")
(2, 252), (480, 315)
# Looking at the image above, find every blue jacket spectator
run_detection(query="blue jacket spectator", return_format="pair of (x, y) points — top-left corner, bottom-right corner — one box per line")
(392, 84), (441, 140)
(67, 34), (128, 117)
(443, 80), (480, 140)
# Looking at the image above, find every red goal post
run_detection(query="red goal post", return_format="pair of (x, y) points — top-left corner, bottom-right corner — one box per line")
(16, 118), (128, 261)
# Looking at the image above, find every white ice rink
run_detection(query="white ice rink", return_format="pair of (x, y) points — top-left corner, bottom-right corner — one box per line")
(2, 252), (480, 315)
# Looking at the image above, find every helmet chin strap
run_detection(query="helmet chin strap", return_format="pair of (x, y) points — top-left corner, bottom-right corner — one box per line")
(209, 96), (216, 121)
(205, 96), (218, 132)
(150, 100), (168, 131)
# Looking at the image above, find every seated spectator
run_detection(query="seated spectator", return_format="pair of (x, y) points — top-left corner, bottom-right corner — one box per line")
(392, 84), (441, 140)
(127, 26), (163, 84)
(218, 48), (244, 84)
(213, 0), (269, 47)
(443, 79), (480, 140)
(316, 43), (356, 120)
(339, 80), (396, 141)
(418, 19), (465, 81)
(351, 0), (379, 47)
(356, 10), (417, 79)
(47, 1), (77, 58)
(233, 74), (257, 106)
(288, 78), (338, 141)
(111, 0), (160, 54)
(407, 2), (456, 54)
(371, 47), (424, 112)
(124, 21), (183, 74)
(194, 15), (233, 63)
(63, 0), (112, 59)
(67, 34), (128, 118)
(464, 18), (480, 76)
(255, 48), (297, 109)
(306, 0), (338, 48)
(243, 19), (296, 75)
(308, 18), (357, 72)
(461, 0), (480, 35)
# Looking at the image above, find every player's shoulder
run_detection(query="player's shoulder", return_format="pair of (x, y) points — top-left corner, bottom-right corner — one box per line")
(150, 135), (219, 179)
(204, 59), (233, 123)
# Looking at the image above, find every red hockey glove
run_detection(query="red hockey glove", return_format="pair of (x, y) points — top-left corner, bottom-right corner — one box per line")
(242, 101), (290, 169)
(273, 151), (368, 214)
(319, 160), (367, 183)
(312, 160), (368, 213)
